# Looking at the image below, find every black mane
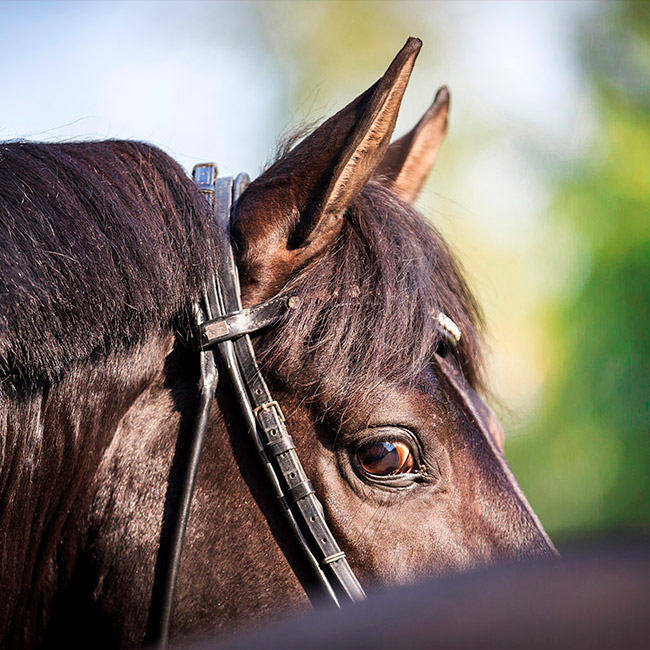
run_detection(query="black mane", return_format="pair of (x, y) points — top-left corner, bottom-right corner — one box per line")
(0, 140), (217, 387)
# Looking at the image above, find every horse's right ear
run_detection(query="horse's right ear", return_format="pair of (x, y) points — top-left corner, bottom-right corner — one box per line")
(375, 85), (450, 204)
(233, 37), (421, 302)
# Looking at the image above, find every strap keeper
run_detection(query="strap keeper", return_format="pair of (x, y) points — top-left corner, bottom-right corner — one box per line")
(322, 551), (346, 565)
(267, 435), (295, 458)
(286, 479), (314, 503)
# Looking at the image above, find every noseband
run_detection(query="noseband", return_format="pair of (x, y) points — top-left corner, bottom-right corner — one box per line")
(146, 163), (494, 648)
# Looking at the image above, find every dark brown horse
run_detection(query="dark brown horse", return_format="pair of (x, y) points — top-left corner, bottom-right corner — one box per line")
(0, 38), (556, 649)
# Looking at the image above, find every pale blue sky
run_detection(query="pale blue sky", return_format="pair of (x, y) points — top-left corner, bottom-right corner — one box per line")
(0, 1), (284, 174)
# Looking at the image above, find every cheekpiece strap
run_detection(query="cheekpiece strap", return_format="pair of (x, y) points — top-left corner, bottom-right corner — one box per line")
(191, 163), (367, 607)
(432, 312), (506, 451)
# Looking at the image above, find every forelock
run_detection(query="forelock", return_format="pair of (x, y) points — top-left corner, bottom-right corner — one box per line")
(260, 180), (484, 414)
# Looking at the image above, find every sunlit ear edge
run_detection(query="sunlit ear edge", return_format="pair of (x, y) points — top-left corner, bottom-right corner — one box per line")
(230, 38), (422, 301)
(297, 37), (422, 249)
(377, 85), (450, 204)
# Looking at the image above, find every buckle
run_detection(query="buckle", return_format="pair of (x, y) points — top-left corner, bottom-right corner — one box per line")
(253, 400), (286, 424)
(192, 163), (217, 190)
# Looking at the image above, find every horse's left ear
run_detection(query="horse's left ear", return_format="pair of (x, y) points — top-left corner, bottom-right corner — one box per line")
(233, 38), (421, 301)
(375, 86), (449, 204)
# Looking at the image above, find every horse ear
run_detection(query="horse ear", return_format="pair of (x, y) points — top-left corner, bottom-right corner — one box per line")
(375, 86), (449, 204)
(233, 38), (421, 299)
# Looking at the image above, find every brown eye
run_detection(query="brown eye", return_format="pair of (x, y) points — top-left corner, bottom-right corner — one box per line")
(356, 441), (416, 476)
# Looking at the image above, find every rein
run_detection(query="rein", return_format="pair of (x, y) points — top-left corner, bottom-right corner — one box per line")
(146, 163), (493, 648)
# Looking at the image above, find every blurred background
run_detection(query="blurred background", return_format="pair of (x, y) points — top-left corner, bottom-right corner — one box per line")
(1, 0), (648, 544)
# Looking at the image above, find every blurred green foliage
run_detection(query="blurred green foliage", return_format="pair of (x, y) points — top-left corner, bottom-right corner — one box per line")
(507, 2), (650, 538)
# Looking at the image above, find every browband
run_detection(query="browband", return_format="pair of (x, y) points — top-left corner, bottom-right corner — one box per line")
(197, 294), (293, 349)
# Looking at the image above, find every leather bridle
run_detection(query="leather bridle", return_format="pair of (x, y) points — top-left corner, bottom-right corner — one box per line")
(145, 163), (494, 648)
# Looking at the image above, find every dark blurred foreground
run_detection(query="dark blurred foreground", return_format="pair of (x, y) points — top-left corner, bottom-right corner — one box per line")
(191, 543), (650, 650)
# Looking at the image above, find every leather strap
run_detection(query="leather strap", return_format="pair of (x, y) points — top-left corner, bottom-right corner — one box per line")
(267, 435), (296, 458)
(198, 294), (292, 349)
(434, 351), (505, 451)
(204, 170), (366, 606)
(286, 479), (316, 503)
(146, 166), (221, 650)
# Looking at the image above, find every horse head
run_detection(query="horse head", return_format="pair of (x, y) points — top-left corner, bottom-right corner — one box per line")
(225, 32), (556, 597)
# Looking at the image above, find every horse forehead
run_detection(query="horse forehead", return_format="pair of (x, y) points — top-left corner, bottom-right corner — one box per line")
(284, 369), (448, 435)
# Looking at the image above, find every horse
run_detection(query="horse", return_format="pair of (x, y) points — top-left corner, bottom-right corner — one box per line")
(0, 38), (556, 649)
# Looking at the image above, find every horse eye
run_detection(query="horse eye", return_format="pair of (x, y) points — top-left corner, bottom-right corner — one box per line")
(356, 441), (416, 476)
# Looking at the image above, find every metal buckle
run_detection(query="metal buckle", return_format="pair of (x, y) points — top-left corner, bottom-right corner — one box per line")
(253, 400), (286, 424)
(192, 163), (217, 191)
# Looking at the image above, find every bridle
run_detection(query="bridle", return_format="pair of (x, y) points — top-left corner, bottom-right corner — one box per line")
(145, 163), (494, 648)
(146, 164), (364, 648)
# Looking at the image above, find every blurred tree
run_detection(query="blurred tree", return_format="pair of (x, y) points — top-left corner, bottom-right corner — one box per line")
(508, 1), (650, 537)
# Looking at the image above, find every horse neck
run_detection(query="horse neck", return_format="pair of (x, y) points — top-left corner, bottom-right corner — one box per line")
(80, 343), (310, 645)
(0, 334), (172, 649)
